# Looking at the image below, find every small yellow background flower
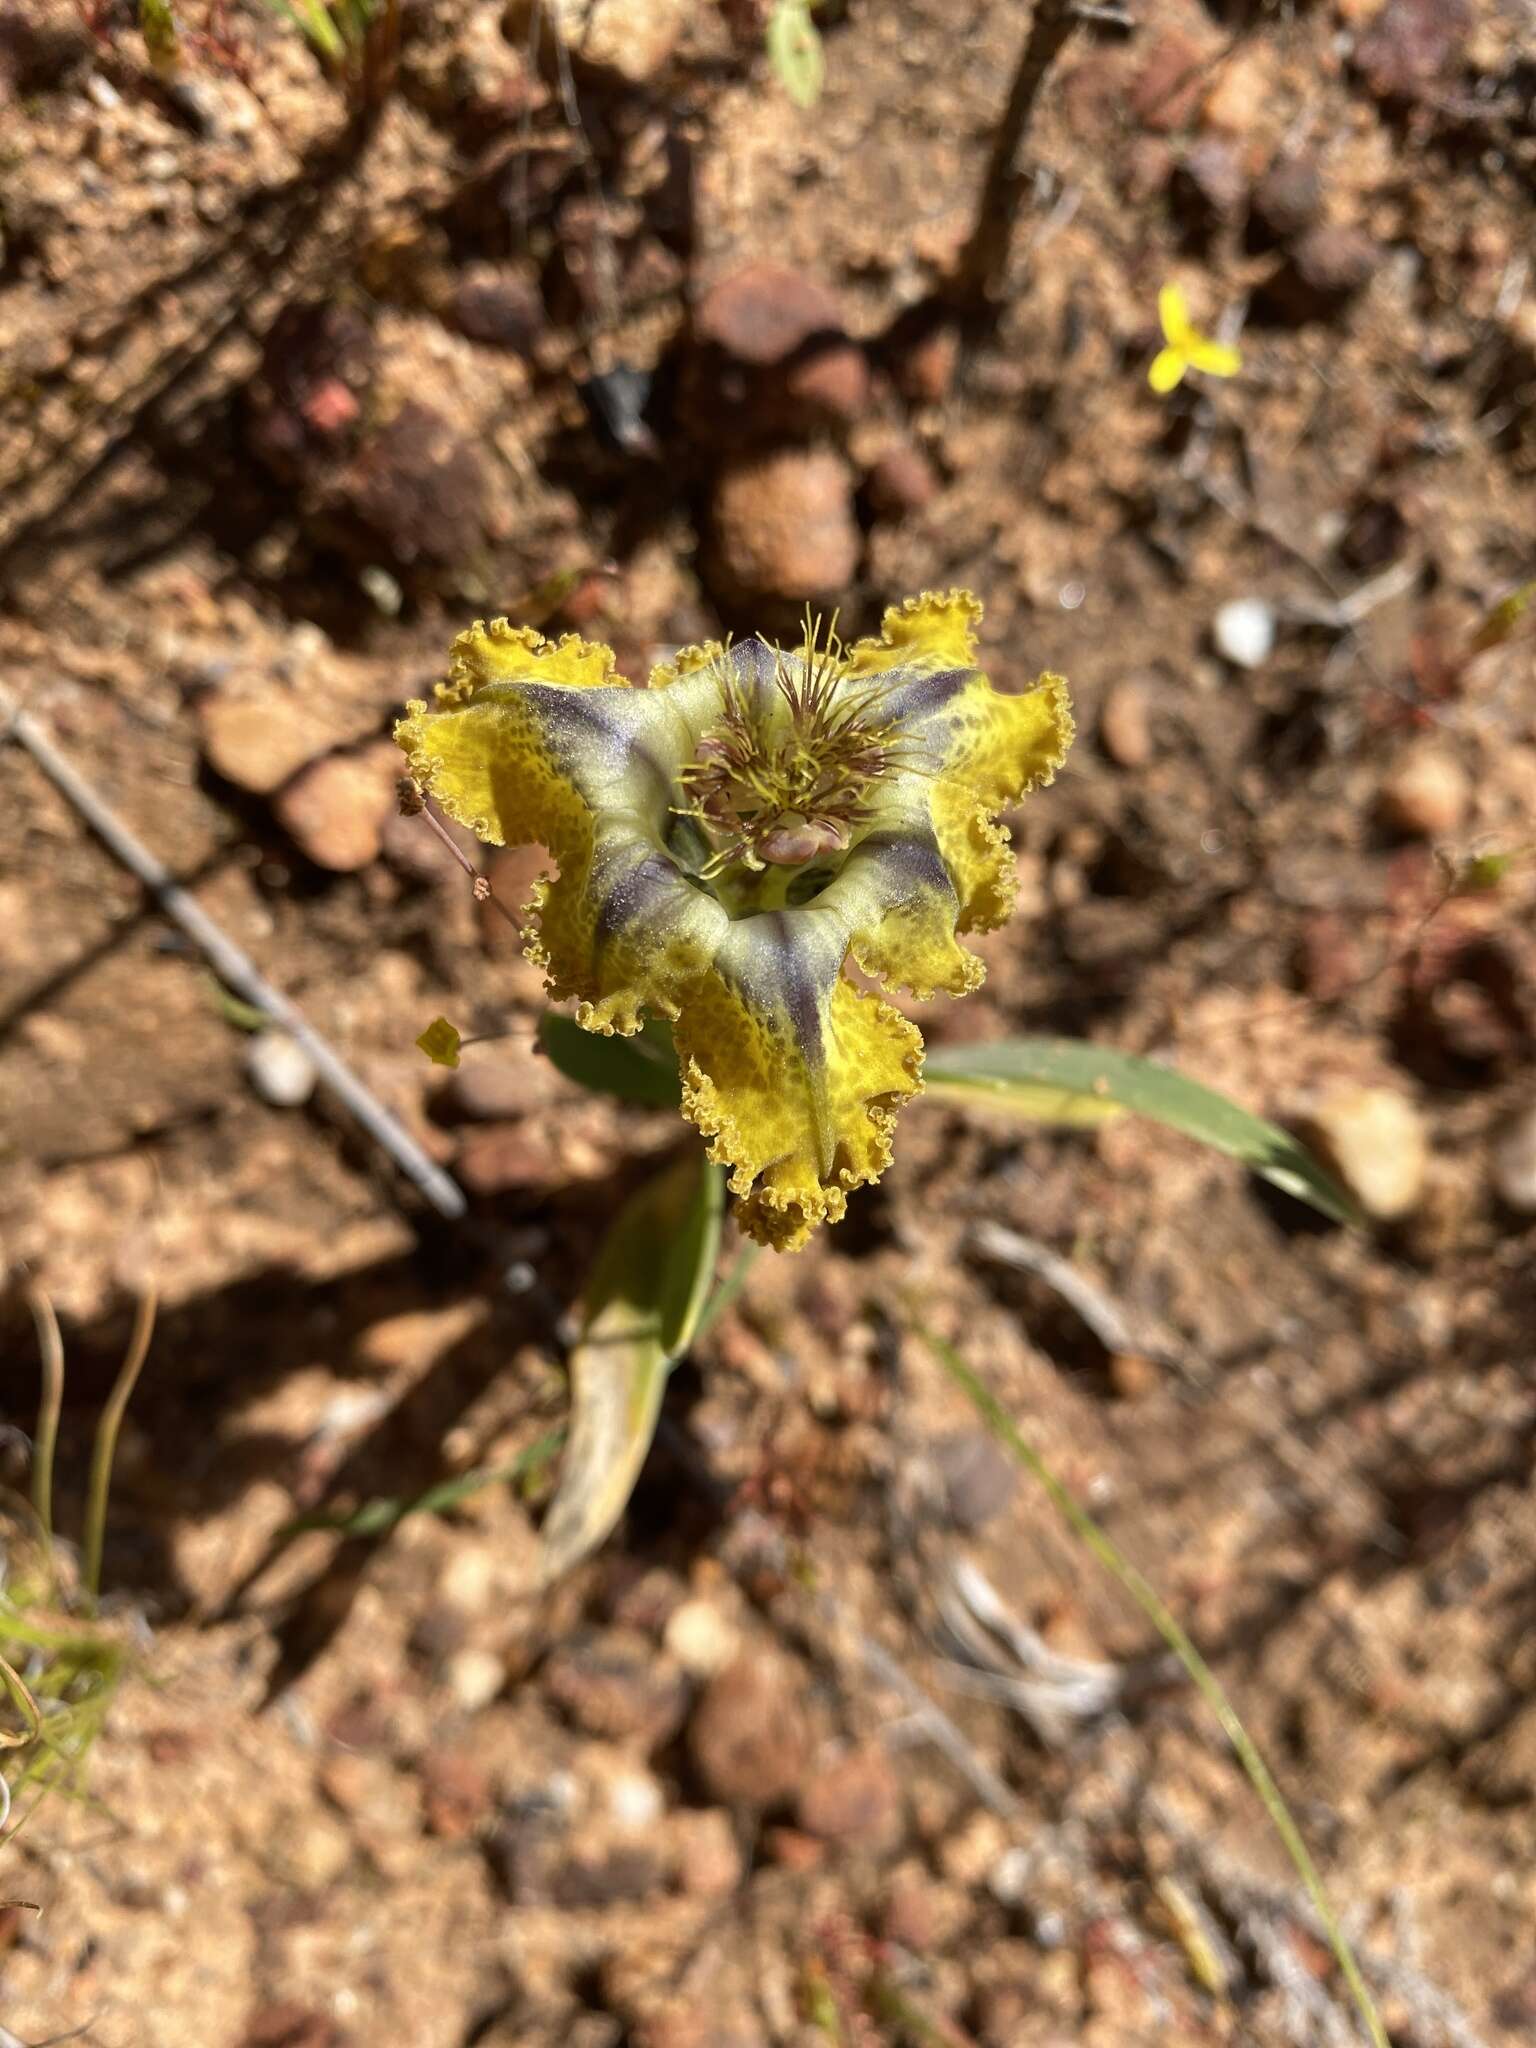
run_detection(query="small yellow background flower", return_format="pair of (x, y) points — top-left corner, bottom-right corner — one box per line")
(1149, 282), (1242, 394)
(397, 593), (1072, 1250)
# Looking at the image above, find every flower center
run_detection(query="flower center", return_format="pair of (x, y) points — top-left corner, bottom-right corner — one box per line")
(669, 633), (900, 916)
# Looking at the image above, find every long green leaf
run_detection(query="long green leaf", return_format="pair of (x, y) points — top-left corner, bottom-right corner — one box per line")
(538, 1013), (683, 1109)
(917, 1322), (1389, 2048)
(537, 1151), (724, 1584)
(923, 1036), (1357, 1224)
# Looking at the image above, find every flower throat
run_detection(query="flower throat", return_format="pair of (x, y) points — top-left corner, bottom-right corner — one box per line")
(671, 620), (902, 917)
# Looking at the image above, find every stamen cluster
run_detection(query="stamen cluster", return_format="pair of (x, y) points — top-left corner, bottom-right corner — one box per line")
(677, 623), (900, 882)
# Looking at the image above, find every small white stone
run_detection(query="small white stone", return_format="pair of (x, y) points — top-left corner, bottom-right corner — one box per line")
(663, 1597), (740, 1677)
(1301, 1085), (1428, 1222)
(445, 1647), (506, 1712)
(87, 73), (122, 110)
(360, 565), (403, 616)
(1492, 1105), (1536, 1215)
(245, 1029), (318, 1108)
(1213, 598), (1276, 669)
(607, 1769), (665, 1830)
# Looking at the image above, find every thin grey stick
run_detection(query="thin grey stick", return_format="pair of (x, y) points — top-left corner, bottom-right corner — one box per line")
(1, 687), (467, 1222)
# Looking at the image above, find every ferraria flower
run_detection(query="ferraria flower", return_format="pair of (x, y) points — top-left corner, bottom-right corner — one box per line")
(396, 590), (1072, 1250)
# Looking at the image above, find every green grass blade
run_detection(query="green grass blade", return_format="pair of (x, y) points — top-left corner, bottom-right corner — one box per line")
(916, 1320), (1390, 2048)
(922, 1036), (1358, 1225)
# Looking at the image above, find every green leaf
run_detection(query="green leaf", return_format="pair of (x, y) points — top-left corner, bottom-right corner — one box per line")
(538, 1012), (681, 1108)
(922, 1036), (1358, 1225)
(537, 1151), (724, 1584)
(766, 0), (825, 110)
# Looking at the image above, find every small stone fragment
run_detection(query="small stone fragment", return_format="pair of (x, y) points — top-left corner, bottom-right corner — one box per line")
(695, 262), (846, 367)
(421, 1751), (492, 1839)
(341, 402), (488, 568)
(688, 1654), (811, 1809)
(514, 0), (690, 85)
(1177, 137), (1247, 222)
(783, 341), (869, 425)
(796, 1745), (901, 1849)
(1491, 1104), (1536, 1214)
(1099, 679), (1153, 768)
(1291, 224), (1379, 301)
(866, 441), (939, 518)
(544, 1631), (689, 1750)
(1212, 598), (1276, 669)
(1354, 0), (1469, 102)
(671, 1807), (743, 1898)
(445, 1646), (506, 1712)
(930, 1430), (1016, 1531)
(663, 1597), (742, 1677)
(273, 746), (398, 872)
(435, 1058), (547, 1123)
(1252, 155), (1324, 239)
(454, 1124), (564, 1197)
(196, 691), (338, 796)
(246, 1030), (318, 1109)
(895, 322), (960, 405)
(1379, 745), (1469, 839)
(1201, 50), (1268, 135)
(451, 264), (543, 352)
(1130, 31), (1211, 132)
(1300, 1085), (1428, 1222)
(709, 447), (860, 607)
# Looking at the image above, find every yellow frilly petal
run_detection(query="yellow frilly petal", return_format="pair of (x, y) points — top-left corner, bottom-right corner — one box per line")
(920, 671), (1074, 932)
(845, 588), (983, 678)
(676, 958), (923, 1251)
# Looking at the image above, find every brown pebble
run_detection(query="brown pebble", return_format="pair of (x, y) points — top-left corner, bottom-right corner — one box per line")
(695, 262), (845, 367)
(1379, 745), (1469, 839)
(1253, 154), (1324, 239)
(796, 1745), (902, 1848)
(709, 447), (860, 607)
(783, 340), (869, 424)
(435, 1057), (547, 1124)
(1130, 31), (1211, 132)
(1177, 137), (1247, 221)
(1108, 1352), (1160, 1400)
(1099, 678), (1153, 768)
(272, 744), (398, 872)
(895, 322), (959, 406)
(455, 1123), (566, 1196)
(688, 1654), (812, 1809)
(1354, 0), (1470, 102)
(544, 1631), (689, 1751)
(196, 690), (338, 797)
(764, 1825), (823, 1872)
(670, 1807), (744, 1899)
(421, 1751), (492, 1840)
(451, 264), (543, 353)
(1201, 49), (1269, 135)
(867, 441), (939, 518)
(1291, 224), (1380, 300)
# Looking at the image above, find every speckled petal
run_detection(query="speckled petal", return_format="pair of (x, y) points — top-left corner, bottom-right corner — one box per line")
(674, 908), (923, 1250)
